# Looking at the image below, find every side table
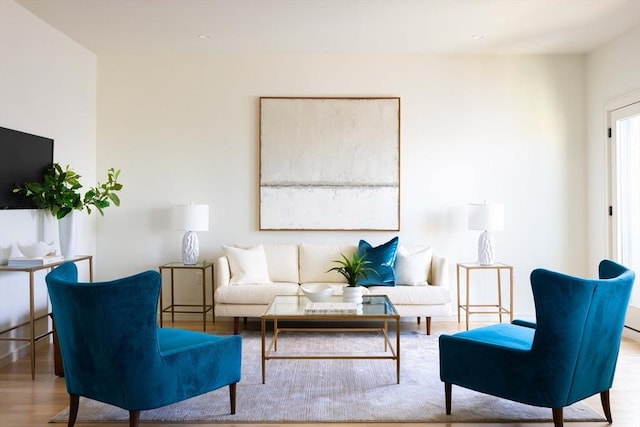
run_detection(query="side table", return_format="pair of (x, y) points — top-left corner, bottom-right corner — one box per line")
(0, 255), (93, 379)
(158, 261), (214, 331)
(456, 262), (514, 330)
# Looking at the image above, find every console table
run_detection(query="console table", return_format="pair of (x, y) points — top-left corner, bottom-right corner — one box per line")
(158, 261), (214, 331)
(456, 262), (514, 330)
(0, 255), (93, 379)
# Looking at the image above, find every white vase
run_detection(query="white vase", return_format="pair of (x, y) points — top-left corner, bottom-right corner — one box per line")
(58, 211), (77, 259)
(342, 286), (363, 304)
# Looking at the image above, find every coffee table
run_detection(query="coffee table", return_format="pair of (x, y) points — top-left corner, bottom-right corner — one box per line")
(261, 294), (401, 384)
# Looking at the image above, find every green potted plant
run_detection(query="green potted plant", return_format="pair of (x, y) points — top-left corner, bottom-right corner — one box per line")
(13, 163), (123, 219)
(13, 163), (123, 258)
(327, 253), (375, 304)
(327, 252), (374, 286)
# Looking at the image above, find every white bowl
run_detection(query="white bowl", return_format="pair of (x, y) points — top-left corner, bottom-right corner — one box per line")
(17, 241), (56, 258)
(300, 283), (334, 302)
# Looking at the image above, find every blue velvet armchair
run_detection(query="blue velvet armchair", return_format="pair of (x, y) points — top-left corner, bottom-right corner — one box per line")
(46, 262), (242, 427)
(439, 259), (635, 427)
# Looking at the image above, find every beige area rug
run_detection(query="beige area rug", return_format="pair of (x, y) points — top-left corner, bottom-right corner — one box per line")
(51, 330), (605, 424)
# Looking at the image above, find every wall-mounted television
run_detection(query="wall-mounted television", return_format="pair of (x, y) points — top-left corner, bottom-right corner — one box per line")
(0, 126), (54, 209)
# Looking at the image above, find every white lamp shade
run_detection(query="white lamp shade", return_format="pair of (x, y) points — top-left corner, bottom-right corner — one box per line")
(468, 203), (504, 231)
(174, 204), (209, 232)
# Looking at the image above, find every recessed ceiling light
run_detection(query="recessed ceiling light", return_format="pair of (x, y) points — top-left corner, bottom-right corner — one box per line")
(471, 34), (486, 40)
(197, 34), (211, 40)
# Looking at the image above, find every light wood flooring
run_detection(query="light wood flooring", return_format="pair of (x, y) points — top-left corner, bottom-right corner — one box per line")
(1, 320), (639, 427)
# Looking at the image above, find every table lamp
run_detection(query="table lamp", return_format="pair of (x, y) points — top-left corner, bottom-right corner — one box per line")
(174, 203), (209, 265)
(468, 202), (504, 265)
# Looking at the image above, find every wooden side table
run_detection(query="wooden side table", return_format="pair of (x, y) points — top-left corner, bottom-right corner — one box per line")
(456, 262), (514, 330)
(158, 261), (214, 331)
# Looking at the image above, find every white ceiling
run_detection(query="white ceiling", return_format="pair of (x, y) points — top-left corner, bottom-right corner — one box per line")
(15, 0), (640, 55)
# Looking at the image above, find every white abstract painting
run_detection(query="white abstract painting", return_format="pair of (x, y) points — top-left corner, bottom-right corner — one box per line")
(260, 97), (400, 230)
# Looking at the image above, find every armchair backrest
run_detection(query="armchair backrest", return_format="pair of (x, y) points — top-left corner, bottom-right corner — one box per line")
(529, 259), (635, 405)
(46, 262), (164, 408)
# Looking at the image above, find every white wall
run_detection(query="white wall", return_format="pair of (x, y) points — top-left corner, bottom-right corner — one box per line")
(0, 1), (96, 362)
(585, 26), (640, 273)
(97, 53), (587, 320)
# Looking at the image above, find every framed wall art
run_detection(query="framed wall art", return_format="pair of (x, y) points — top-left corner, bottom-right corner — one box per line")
(259, 97), (400, 230)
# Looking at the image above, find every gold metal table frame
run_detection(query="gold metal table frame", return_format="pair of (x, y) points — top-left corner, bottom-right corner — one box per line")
(158, 261), (214, 331)
(260, 294), (401, 384)
(456, 262), (514, 330)
(0, 255), (93, 379)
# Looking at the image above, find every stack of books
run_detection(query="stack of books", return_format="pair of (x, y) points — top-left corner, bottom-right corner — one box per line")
(303, 302), (358, 314)
(7, 255), (65, 267)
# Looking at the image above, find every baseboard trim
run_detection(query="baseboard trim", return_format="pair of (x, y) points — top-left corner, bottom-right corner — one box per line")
(0, 338), (50, 368)
(623, 326), (640, 342)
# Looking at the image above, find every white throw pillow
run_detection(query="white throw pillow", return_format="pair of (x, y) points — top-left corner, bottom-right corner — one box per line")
(394, 245), (433, 286)
(223, 244), (272, 285)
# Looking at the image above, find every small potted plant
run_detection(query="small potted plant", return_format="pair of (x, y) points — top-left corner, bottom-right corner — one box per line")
(14, 163), (123, 258)
(327, 253), (375, 303)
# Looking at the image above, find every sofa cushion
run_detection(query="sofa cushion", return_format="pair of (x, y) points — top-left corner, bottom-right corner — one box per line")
(223, 244), (272, 285)
(215, 282), (299, 305)
(356, 237), (399, 286)
(367, 284), (451, 305)
(261, 244), (299, 283)
(395, 245), (433, 286)
(299, 244), (357, 283)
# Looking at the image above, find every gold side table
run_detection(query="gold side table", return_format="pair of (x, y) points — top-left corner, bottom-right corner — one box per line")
(0, 255), (93, 379)
(456, 262), (514, 330)
(158, 261), (214, 331)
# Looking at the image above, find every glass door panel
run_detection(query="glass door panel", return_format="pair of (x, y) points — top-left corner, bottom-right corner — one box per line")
(610, 101), (640, 331)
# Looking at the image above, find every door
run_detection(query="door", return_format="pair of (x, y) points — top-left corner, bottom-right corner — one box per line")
(609, 101), (640, 332)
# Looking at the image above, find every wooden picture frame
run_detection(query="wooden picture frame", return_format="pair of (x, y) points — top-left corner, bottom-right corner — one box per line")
(259, 97), (400, 230)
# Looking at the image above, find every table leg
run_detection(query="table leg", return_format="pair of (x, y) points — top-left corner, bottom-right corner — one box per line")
(465, 268), (470, 330)
(29, 271), (35, 380)
(396, 317), (400, 384)
(509, 267), (514, 322)
(456, 265), (461, 323)
(210, 264), (215, 323)
(261, 318), (266, 384)
(170, 269), (175, 324)
(497, 268), (503, 323)
(201, 268), (206, 331)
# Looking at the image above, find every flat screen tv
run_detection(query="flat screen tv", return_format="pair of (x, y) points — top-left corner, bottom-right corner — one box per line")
(0, 126), (54, 209)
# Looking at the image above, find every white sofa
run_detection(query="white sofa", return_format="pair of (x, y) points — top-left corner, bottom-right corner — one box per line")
(214, 243), (451, 334)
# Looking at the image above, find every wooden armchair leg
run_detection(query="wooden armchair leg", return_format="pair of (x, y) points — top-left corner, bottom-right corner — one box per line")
(552, 407), (563, 427)
(233, 317), (239, 334)
(230, 383), (237, 414)
(417, 317), (421, 325)
(444, 383), (452, 415)
(426, 317), (432, 335)
(600, 390), (613, 423)
(129, 411), (140, 427)
(67, 394), (79, 427)
(243, 317), (248, 329)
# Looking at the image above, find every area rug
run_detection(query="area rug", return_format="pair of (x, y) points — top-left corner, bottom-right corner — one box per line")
(50, 331), (605, 424)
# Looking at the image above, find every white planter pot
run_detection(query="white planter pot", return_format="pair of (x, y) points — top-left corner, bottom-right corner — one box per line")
(342, 286), (363, 304)
(58, 211), (77, 259)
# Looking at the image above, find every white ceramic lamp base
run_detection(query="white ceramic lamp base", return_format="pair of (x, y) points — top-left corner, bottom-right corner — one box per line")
(181, 231), (199, 265)
(477, 230), (495, 265)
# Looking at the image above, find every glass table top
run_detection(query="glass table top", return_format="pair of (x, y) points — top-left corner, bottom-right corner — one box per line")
(263, 294), (398, 317)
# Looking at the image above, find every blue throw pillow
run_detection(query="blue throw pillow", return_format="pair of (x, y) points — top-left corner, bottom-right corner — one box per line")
(356, 237), (399, 286)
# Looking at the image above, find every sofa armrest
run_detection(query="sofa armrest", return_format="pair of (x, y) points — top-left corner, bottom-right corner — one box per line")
(429, 255), (449, 287)
(214, 256), (231, 290)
